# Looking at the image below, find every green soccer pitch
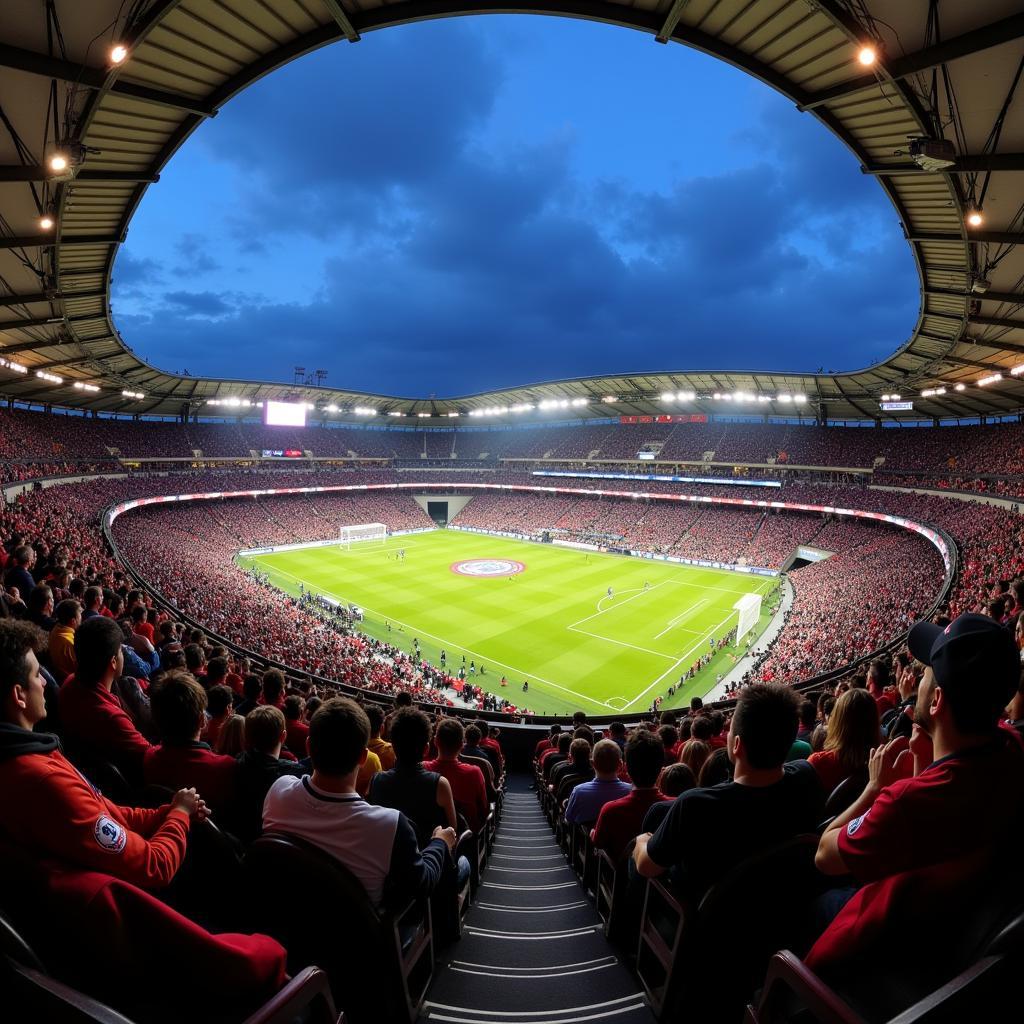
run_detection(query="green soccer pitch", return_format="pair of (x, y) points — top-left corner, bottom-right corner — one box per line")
(237, 529), (780, 716)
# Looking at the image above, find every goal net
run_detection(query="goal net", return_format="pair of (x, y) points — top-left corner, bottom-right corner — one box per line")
(338, 522), (388, 549)
(733, 592), (762, 643)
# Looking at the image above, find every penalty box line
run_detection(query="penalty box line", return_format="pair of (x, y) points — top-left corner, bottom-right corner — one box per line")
(623, 609), (739, 712)
(249, 560), (616, 712)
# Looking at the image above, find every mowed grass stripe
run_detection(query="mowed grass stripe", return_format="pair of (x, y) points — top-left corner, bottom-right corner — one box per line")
(240, 531), (775, 716)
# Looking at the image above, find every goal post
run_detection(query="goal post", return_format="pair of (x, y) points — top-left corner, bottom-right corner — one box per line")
(338, 522), (388, 549)
(733, 592), (762, 643)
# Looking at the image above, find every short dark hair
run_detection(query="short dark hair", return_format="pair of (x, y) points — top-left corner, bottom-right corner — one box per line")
(625, 729), (665, 787)
(0, 620), (45, 702)
(464, 724), (481, 744)
(698, 747), (733, 788)
(55, 599), (81, 626)
(365, 703), (385, 736)
(262, 669), (285, 702)
(569, 738), (591, 764)
(435, 717), (464, 754)
(731, 683), (800, 770)
(206, 683), (234, 717)
(246, 705), (286, 753)
(691, 715), (714, 741)
(658, 724), (678, 750)
(394, 691), (413, 708)
(659, 762), (697, 798)
(183, 643), (205, 672)
(309, 697), (369, 775)
(556, 732), (572, 752)
(73, 616), (123, 685)
(389, 707), (432, 764)
(206, 657), (228, 683)
(27, 585), (52, 614)
(690, 697), (704, 712)
(150, 671), (208, 745)
(83, 586), (103, 609)
(242, 674), (262, 698)
(609, 721), (626, 739)
(283, 694), (303, 721)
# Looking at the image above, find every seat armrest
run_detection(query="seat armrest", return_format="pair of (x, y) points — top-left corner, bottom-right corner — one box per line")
(747, 951), (868, 1024)
(242, 966), (341, 1024)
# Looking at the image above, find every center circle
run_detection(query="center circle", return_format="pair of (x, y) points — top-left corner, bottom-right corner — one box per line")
(450, 558), (526, 577)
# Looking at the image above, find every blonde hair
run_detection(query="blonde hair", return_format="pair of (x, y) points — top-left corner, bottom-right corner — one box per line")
(823, 688), (880, 773)
(215, 714), (246, 757)
(679, 738), (711, 778)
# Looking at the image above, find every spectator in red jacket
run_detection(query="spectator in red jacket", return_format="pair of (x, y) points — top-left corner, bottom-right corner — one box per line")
(143, 670), (238, 812)
(592, 729), (670, 863)
(425, 717), (488, 833)
(283, 694), (309, 755)
(0, 619), (205, 890)
(813, 614), (1024, 971)
(58, 616), (154, 782)
(203, 684), (235, 751)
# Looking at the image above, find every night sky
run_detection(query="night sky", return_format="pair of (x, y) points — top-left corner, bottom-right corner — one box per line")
(111, 16), (918, 398)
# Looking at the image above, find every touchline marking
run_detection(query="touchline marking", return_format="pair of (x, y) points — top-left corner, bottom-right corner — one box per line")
(653, 597), (709, 640)
(249, 562), (614, 711)
(624, 609), (738, 711)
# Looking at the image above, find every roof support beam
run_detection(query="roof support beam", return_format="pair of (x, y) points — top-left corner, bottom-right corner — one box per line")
(0, 292), (54, 307)
(928, 287), (1024, 306)
(862, 154), (1024, 175)
(28, 353), (107, 372)
(0, 43), (216, 117)
(655, 0), (693, 44)
(908, 230), (1024, 245)
(0, 234), (121, 250)
(322, 0), (361, 42)
(970, 314), (1024, 331)
(0, 166), (159, 183)
(800, 12), (1024, 110)
(0, 315), (64, 331)
(0, 339), (61, 355)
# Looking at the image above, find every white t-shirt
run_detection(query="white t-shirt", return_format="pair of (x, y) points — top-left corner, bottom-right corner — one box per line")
(262, 775), (401, 906)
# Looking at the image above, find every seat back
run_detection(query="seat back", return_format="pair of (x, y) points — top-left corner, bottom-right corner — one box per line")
(662, 835), (821, 1021)
(245, 832), (426, 1024)
(824, 773), (868, 818)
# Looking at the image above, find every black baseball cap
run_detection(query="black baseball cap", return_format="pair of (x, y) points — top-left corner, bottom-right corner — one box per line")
(908, 613), (1018, 703)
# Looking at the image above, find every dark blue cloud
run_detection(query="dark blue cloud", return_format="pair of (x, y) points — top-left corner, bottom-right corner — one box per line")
(112, 16), (919, 395)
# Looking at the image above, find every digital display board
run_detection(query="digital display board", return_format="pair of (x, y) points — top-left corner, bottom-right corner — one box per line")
(264, 400), (306, 427)
(880, 401), (913, 411)
(261, 449), (304, 459)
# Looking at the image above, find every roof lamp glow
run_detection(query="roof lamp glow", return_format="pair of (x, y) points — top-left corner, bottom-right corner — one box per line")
(325, 404), (339, 412)
(39, 216), (54, 230)
(122, 390), (144, 399)
(602, 395), (616, 403)
(966, 209), (984, 228)
(857, 45), (877, 66)
(353, 406), (376, 415)
(778, 394), (793, 403)
(676, 391), (695, 401)
(793, 395), (808, 404)
(978, 373), (1002, 387)
(571, 398), (588, 406)
(1011, 365), (1024, 376)
(48, 154), (68, 173)
(447, 411), (459, 418)
(73, 381), (100, 392)
(36, 371), (62, 383)
(954, 383), (967, 391)
(110, 44), (128, 65)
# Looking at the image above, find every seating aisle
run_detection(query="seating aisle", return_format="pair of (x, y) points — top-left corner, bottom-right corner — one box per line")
(419, 777), (654, 1024)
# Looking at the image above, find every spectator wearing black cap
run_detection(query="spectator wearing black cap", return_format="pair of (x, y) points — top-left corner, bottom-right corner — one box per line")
(815, 613), (1024, 885)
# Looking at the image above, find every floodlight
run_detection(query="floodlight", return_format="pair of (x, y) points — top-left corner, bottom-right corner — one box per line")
(39, 215), (54, 230)
(978, 373), (1002, 387)
(966, 209), (983, 228)
(660, 391), (675, 402)
(857, 46), (877, 66)
(110, 44), (128, 65)
(954, 383), (966, 391)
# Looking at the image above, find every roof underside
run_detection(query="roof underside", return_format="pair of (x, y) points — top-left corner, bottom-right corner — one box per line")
(0, 0), (1023, 423)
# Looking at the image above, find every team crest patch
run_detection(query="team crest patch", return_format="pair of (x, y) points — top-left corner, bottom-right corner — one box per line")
(94, 815), (127, 853)
(450, 559), (526, 578)
(846, 811), (868, 837)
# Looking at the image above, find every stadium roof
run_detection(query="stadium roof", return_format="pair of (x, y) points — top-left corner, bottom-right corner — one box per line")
(0, 0), (1023, 425)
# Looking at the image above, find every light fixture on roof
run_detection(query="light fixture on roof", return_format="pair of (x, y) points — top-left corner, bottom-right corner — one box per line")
(447, 411), (459, 418)
(857, 45), (877, 66)
(966, 208), (984, 228)
(36, 370), (63, 384)
(778, 394), (793, 403)
(73, 381), (100, 393)
(970, 276), (991, 295)
(1011, 365), (1024, 377)
(39, 215), (55, 230)
(978, 373), (1002, 387)
(122, 390), (144, 400)
(793, 394), (808, 404)
(325, 404), (339, 412)
(0, 357), (28, 373)
(660, 391), (675, 402)
(602, 395), (617, 403)
(417, 411), (431, 417)
(110, 44), (128, 65)
(49, 154), (68, 173)
(387, 410), (404, 417)
(954, 383), (966, 392)
(676, 390), (695, 401)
